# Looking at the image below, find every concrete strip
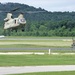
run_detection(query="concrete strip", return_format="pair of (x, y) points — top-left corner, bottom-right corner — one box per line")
(0, 65), (75, 75)
(0, 52), (75, 55)
(0, 52), (45, 55)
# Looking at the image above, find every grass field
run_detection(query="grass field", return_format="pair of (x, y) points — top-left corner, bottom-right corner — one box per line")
(0, 55), (75, 66)
(0, 39), (72, 46)
(0, 36), (72, 47)
(10, 71), (75, 75)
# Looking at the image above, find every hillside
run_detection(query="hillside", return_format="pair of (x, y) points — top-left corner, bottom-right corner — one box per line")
(0, 3), (75, 21)
(0, 3), (75, 36)
(0, 2), (47, 21)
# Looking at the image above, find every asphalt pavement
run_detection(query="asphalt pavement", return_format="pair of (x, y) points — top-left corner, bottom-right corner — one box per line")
(0, 47), (75, 51)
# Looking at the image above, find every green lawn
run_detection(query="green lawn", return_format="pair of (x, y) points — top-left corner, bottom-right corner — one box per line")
(10, 71), (75, 75)
(0, 36), (72, 47)
(0, 55), (75, 66)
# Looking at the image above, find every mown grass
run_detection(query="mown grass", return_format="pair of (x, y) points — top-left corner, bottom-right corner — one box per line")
(4, 36), (73, 39)
(0, 55), (75, 66)
(0, 44), (48, 48)
(10, 71), (75, 75)
(0, 36), (72, 47)
(0, 49), (48, 53)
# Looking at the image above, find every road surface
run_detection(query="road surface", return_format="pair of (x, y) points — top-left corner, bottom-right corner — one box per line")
(0, 65), (75, 75)
(0, 47), (74, 50)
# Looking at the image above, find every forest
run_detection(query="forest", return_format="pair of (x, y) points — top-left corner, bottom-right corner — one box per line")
(0, 3), (75, 36)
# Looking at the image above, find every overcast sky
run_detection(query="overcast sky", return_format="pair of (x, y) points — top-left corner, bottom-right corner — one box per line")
(0, 0), (75, 12)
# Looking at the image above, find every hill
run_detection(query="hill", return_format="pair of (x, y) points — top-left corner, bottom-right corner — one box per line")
(0, 3), (75, 36)
(0, 3), (75, 21)
(0, 2), (47, 21)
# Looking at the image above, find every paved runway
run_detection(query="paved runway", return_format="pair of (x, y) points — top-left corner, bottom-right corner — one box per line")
(0, 65), (75, 75)
(0, 47), (74, 51)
